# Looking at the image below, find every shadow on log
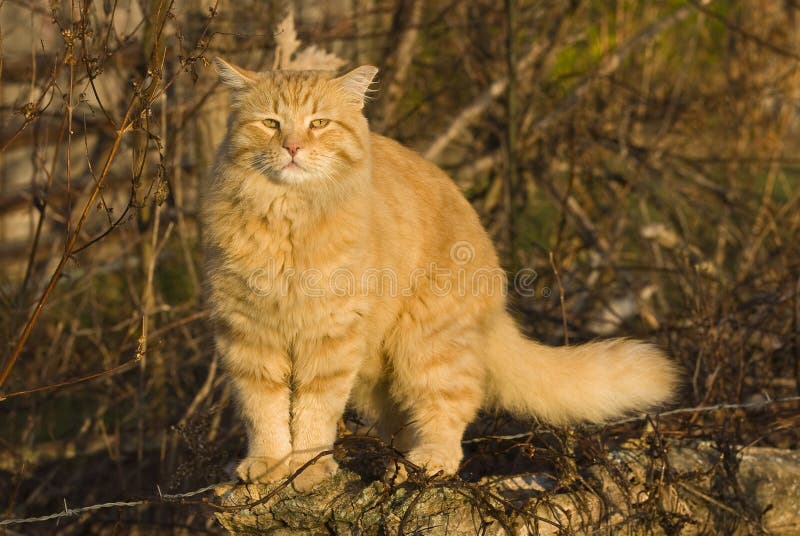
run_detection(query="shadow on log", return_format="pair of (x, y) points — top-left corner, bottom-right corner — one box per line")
(215, 440), (800, 535)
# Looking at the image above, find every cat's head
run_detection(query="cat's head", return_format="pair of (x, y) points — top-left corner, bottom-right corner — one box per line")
(215, 58), (378, 185)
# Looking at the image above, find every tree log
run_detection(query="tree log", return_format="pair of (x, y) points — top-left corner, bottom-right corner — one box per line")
(214, 440), (800, 535)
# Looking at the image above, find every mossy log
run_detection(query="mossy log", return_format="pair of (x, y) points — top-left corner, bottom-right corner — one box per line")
(215, 441), (800, 535)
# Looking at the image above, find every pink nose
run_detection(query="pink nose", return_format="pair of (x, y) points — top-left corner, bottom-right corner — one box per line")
(283, 142), (300, 157)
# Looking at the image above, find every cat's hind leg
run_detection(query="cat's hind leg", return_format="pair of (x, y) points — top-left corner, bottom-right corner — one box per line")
(388, 322), (485, 478)
(350, 372), (416, 450)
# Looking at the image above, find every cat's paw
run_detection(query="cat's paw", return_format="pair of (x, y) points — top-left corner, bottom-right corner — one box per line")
(235, 456), (292, 483)
(382, 449), (458, 485)
(406, 448), (460, 478)
(289, 455), (338, 492)
(382, 459), (410, 484)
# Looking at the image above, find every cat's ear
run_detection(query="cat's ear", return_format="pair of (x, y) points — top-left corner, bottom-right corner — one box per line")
(334, 65), (379, 109)
(214, 57), (258, 90)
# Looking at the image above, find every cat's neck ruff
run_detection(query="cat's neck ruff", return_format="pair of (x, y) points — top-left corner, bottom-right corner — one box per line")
(225, 160), (372, 229)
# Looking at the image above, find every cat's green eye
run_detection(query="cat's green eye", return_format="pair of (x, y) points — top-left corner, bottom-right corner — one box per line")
(310, 119), (330, 129)
(262, 118), (280, 129)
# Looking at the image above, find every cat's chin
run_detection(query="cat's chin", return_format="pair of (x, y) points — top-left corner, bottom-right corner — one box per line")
(276, 166), (307, 183)
(253, 165), (313, 185)
(274, 166), (338, 186)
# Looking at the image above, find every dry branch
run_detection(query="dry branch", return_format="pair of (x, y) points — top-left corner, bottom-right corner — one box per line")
(424, 36), (547, 163)
(376, 0), (424, 130)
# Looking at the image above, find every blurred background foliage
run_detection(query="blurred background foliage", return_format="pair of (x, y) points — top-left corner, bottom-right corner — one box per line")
(0, 0), (798, 533)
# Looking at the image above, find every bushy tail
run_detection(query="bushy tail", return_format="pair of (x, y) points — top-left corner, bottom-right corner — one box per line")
(484, 313), (678, 424)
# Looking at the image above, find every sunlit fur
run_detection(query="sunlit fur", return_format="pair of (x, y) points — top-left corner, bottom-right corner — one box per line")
(203, 59), (679, 491)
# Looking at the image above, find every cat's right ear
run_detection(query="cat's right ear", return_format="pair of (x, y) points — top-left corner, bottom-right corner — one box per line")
(214, 57), (258, 90)
(334, 65), (379, 109)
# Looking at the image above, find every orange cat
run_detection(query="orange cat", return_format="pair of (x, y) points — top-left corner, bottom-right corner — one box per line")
(203, 58), (678, 491)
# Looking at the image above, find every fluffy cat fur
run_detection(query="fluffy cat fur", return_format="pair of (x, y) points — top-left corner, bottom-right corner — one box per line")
(203, 58), (679, 491)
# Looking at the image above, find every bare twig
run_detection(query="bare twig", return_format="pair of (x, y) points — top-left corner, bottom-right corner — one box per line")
(377, 0), (424, 130)
(549, 251), (569, 345)
(463, 395), (800, 444)
(1, 106), (137, 388)
(0, 352), (142, 402)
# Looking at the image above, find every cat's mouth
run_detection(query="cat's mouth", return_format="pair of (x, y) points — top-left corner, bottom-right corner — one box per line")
(269, 154), (315, 183)
(278, 160), (311, 183)
(281, 154), (304, 170)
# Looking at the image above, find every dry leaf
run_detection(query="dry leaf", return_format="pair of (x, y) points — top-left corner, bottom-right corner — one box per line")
(273, 9), (301, 69)
(273, 9), (347, 71)
(292, 46), (347, 71)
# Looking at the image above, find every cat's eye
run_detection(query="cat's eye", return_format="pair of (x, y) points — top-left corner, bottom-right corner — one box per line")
(309, 119), (330, 129)
(262, 118), (280, 129)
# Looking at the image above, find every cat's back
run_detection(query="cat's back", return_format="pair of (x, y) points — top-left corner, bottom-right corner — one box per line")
(368, 132), (497, 271)
(369, 133), (473, 218)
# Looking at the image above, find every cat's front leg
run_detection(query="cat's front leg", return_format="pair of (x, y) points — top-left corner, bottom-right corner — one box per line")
(220, 336), (293, 483)
(289, 331), (365, 491)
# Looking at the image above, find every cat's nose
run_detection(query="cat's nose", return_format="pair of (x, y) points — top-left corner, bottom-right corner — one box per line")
(283, 142), (301, 157)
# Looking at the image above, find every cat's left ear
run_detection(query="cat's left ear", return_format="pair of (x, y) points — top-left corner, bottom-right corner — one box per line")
(214, 57), (258, 90)
(334, 65), (379, 109)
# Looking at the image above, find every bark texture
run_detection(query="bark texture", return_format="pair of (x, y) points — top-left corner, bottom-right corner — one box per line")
(215, 441), (800, 535)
